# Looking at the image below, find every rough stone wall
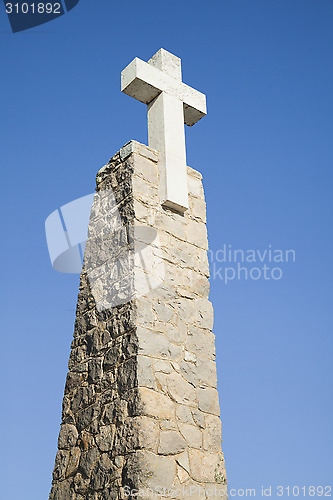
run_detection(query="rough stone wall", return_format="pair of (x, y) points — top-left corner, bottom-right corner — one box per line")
(49, 141), (227, 500)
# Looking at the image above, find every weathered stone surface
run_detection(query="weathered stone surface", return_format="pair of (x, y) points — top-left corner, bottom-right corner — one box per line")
(58, 424), (79, 450)
(95, 425), (115, 452)
(49, 143), (226, 499)
(186, 325), (216, 360)
(178, 423), (202, 448)
(166, 372), (196, 406)
(49, 479), (73, 500)
(137, 355), (156, 389)
(192, 409), (206, 428)
(137, 326), (182, 360)
(203, 415), (222, 451)
(197, 387), (220, 416)
(158, 430), (187, 454)
(189, 450), (226, 483)
(187, 166), (205, 198)
(176, 404), (195, 424)
(78, 446), (99, 478)
(114, 416), (159, 454)
(194, 298), (214, 330)
(129, 387), (175, 419)
(177, 463), (190, 483)
(153, 301), (174, 322)
(53, 450), (70, 481)
(67, 447), (81, 477)
(123, 450), (176, 490)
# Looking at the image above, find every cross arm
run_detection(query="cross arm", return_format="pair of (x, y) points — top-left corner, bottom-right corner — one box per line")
(121, 57), (207, 127)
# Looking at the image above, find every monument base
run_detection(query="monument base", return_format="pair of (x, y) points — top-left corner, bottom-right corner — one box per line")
(49, 141), (227, 500)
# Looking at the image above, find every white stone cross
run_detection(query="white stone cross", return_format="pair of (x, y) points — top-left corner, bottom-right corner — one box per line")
(121, 48), (207, 213)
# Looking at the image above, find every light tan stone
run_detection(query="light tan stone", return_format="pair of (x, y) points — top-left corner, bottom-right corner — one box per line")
(123, 450), (176, 490)
(178, 423), (202, 448)
(133, 199), (154, 224)
(184, 350), (197, 363)
(197, 387), (220, 416)
(158, 430), (186, 455)
(136, 297), (154, 326)
(189, 449), (225, 483)
(137, 326), (182, 360)
(153, 301), (175, 322)
(133, 175), (158, 204)
(136, 387), (175, 419)
(176, 404), (195, 424)
(189, 196), (207, 223)
(187, 173), (204, 198)
(137, 355), (156, 389)
(177, 464), (190, 483)
(160, 420), (178, 431)
(166, 372), (197, 406)
(175, 450), (190, 474)
(132, 153), (159, 184)
(185, 219), (208, 250)
(136, 416), (159, 452)
(66, 447), (80, 477)
(182, 269), (210, 298)
(203, 415), (222, 451)
(120, 140), (159, 163)
(196, 358), (218, 388)
(155, 371), (168, 393)
(192, 409), (205, 428)
(156, 211), (186, 241)
(194, 298), (214, 330)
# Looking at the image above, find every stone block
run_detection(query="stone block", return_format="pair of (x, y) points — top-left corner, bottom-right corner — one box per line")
(194, 298), (214, 330)
(185, 219), (208, 250)
(137, 326), (181, 360)
(136, 296), (154, 326)
(132, 153), (159, 185)
(49, 479), (73, 500)
(66, 447), (81, 477)
(95, 425), (115, 452)
(187, 170), (204, 199)
(203, 415), (222, 451)
(189, 196), (207, 223)
(137, 355), (156, 389)
(153, 301), (175, 323)
(123, 450), (176, 491)
(189, 449), (225, 483)
(158, 430), (186, 455)
(153, 359), (173, 374)
(191, 409), (206, 429)
(197, 387), (220, 416)
(58, 424), (79, 450)
(129, 387), (175, 420)
(176, 404), (195, 424)
(186, 326), (216, 360)
(133, 175), (158, 205)
(53, 450), (70, 481)
(166, 372), (197, 406)
(178, 423), (202, 448)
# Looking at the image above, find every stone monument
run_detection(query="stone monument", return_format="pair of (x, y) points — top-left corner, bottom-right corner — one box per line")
(49, 48), (227, 500)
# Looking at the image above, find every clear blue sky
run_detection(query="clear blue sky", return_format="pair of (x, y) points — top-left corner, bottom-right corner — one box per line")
(1, 1), (332, 498)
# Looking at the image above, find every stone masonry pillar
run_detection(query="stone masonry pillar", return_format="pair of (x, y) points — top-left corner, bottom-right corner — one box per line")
(49, 141), (227, 500)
